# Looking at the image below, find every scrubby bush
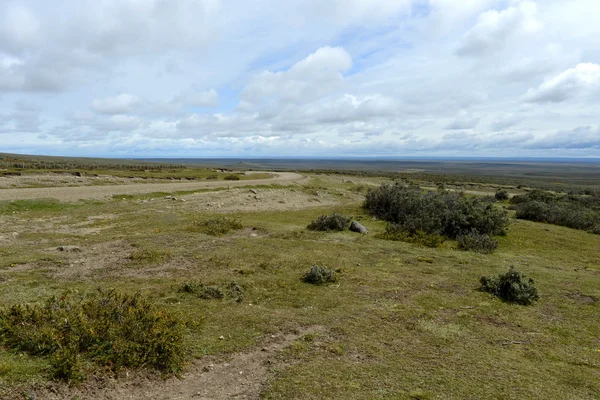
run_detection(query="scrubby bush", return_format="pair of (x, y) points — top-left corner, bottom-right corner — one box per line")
(307, 213), (351, 232)
(364, 183), (508, 239)
(510, 190), (600, 233)
(457, 230), (498, 253)
(302, 265), (338, 285)
(187, 216), (243, 236)
(224, 174), (240, 181)
(480, 267), (539, 305)
(510, 190), (557, 204)
(480, 195), (497, 203)
(0, 290), (185, 382)
(494, 190), (509, 201)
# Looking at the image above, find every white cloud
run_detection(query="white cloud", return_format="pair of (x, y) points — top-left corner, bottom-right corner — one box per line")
(240, 47), (352, 107)
(1, 0), (599, 157)
(490, 114), (521, 131)
(524, 126), (600, 149)
(172, 89), (219, 108)
(456, 1), (541, 57)
(0, 4), (41, 54)
(444, 111), (480, 130)
(91, 94), (141, 114)
(522, 63), (600, 103)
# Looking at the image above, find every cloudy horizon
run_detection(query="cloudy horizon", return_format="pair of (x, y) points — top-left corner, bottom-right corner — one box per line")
(1, 0), (599, 158)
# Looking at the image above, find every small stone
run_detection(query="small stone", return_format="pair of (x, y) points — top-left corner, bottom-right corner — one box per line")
(219, 335), (225, 340)
(249, 189), (257, 194)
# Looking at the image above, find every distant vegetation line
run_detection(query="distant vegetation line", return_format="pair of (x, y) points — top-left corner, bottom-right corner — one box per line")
(2, 152), (600, 194)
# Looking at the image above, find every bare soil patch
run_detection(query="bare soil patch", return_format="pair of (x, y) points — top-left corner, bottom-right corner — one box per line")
(30, 327), (322, 400)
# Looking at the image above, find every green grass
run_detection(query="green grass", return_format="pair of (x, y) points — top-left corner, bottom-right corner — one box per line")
(0, 174), (599, 398)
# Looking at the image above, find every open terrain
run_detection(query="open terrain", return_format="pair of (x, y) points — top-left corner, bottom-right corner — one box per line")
(0, 172), (305, 201)
(0, 156), (599, 399)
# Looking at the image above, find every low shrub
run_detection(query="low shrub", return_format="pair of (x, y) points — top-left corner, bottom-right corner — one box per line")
(224, 174), (240, 181)
(229, 281), (245, 303)
(364, 183), (508, 239)
(510, 190), (557, 204)
(0, 289), (186, 382)
(187, 216), (243, 236)
(302, 265), (338, 285)
(494, 190), (509, 201)
(307, 213), (351, 232)
(457, 230), (498, 254)
(180, 282), (224, 299)
(514, 200), (599, 232)
(480, 267), (539, 305)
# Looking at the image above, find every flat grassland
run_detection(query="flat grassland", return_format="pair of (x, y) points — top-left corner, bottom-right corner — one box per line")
(0, 156), (599, 399)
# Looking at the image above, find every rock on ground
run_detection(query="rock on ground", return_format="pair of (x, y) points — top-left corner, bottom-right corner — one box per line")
(350, 221), (368, 234)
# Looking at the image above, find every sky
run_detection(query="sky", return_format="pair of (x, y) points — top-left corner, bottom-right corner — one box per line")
(0, 0), (599, 158)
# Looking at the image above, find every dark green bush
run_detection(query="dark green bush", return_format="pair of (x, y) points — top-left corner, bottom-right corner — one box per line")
(187, 216), (243, 236)
(307, 213), (351, 232)
(224, 174), (240, 181)
(510, 190), (600, 233)
(480, 267), (539, 305)
(0, 290), (185, 382)
(302, 265), (338, 285)
(364, 184), (508, 239)
(510, 190), (557, 204)
(494, 190), (509, 201)
(457, 230), (498, 254)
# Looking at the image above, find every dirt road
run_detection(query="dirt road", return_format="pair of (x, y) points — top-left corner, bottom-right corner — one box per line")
(0, 172), (307, 202)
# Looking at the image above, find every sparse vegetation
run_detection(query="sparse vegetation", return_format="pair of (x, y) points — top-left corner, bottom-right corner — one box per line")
(186, 216), (243, 236)
(307, 213), (351, 231)
(129, 248), (172, 264)
(0, 290), (185, 382)
(302, 265), (338, 285)
(480, 267), (540, 305)
(1, 157), (599, 399)
(378, 225), (445, 248)
(180, 282), (224, 299)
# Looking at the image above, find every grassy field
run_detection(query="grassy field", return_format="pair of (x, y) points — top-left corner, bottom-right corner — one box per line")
(0, 167), (599, 399)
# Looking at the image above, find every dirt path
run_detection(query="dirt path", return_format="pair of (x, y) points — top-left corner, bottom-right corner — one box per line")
(0, 172), (307, 202)
(33, 327), (320, 400)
